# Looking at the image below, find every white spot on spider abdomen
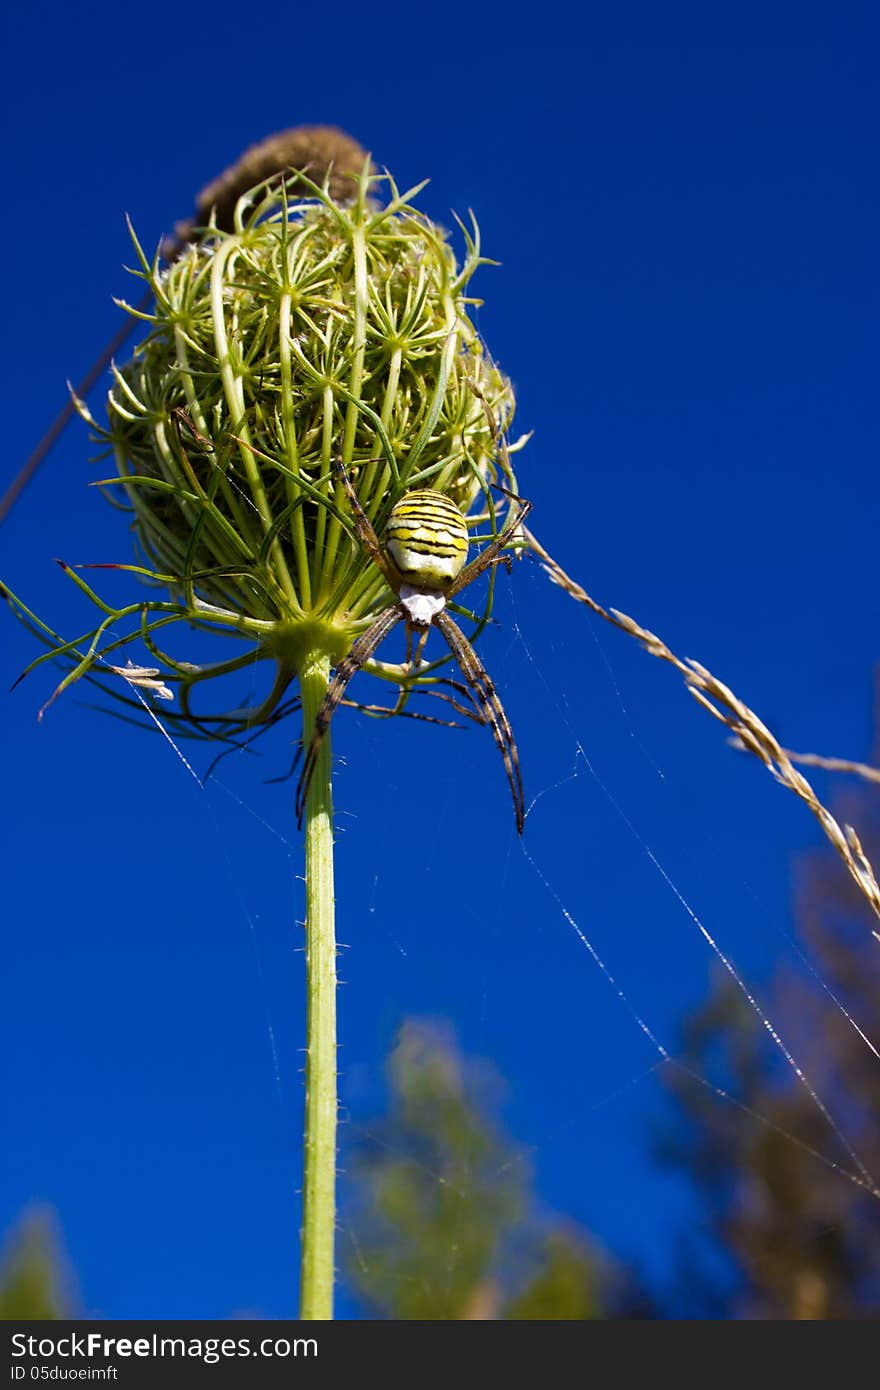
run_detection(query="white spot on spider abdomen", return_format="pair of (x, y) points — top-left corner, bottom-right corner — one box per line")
(399, 585), (447, 627)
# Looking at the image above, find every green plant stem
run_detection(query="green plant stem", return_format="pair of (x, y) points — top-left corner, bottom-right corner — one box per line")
(298, 650), (337, 1320)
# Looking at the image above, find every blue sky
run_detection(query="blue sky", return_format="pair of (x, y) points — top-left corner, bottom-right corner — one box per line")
(2, 1), (879, 1317)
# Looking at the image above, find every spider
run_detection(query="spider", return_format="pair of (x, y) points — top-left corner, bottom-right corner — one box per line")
(295, 460), (532, 833)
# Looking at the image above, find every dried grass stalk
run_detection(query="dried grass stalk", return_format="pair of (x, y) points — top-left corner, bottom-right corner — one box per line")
(783, 750), (880, 786)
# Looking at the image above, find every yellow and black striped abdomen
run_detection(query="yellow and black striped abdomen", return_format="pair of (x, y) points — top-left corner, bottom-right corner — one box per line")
(384, 489), (469, 590)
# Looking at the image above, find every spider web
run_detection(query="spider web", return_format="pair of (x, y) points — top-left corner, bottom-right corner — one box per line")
(7, 470), (880, 1317)
(62, 542), (880, 1317)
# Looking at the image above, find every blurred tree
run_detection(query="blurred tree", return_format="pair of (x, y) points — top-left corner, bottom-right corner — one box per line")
(661, 675), (880, 1318)
(342, 1018), (632, 1319)
(0, 1207), (75, 1319)
(504, 1229), (602, 1320)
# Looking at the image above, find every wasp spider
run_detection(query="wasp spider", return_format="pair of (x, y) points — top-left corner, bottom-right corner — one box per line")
(295, 462), (531, 833)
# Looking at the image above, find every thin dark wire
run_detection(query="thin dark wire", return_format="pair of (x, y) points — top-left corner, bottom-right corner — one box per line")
(0, 286), (154, 523)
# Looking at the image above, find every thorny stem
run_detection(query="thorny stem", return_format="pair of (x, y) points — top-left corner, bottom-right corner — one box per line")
(298, 650), (337, 1319)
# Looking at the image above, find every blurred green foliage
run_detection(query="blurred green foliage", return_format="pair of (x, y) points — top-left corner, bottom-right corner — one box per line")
(0, 1208), (73, 1319)
(342, 1019), (608, 1319)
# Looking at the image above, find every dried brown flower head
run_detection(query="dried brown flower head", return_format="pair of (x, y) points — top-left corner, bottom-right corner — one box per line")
(171, 125), (372, 247)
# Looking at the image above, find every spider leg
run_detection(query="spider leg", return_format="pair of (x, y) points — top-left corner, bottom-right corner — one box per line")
(435, 610), (525, 834)
(433, 678), (487, 724)
(409, 623), (431, 667)
(340, 697), (464, 730)
(333, 456), (400, 590)
(295, 603), (405, 826)
(447, 496), (532, 598)
(487, 555), (513, 576)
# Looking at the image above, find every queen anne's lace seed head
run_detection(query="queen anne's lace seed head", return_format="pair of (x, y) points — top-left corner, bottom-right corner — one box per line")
(108, 168), (516, 633)
(21, 164), (525, 732)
